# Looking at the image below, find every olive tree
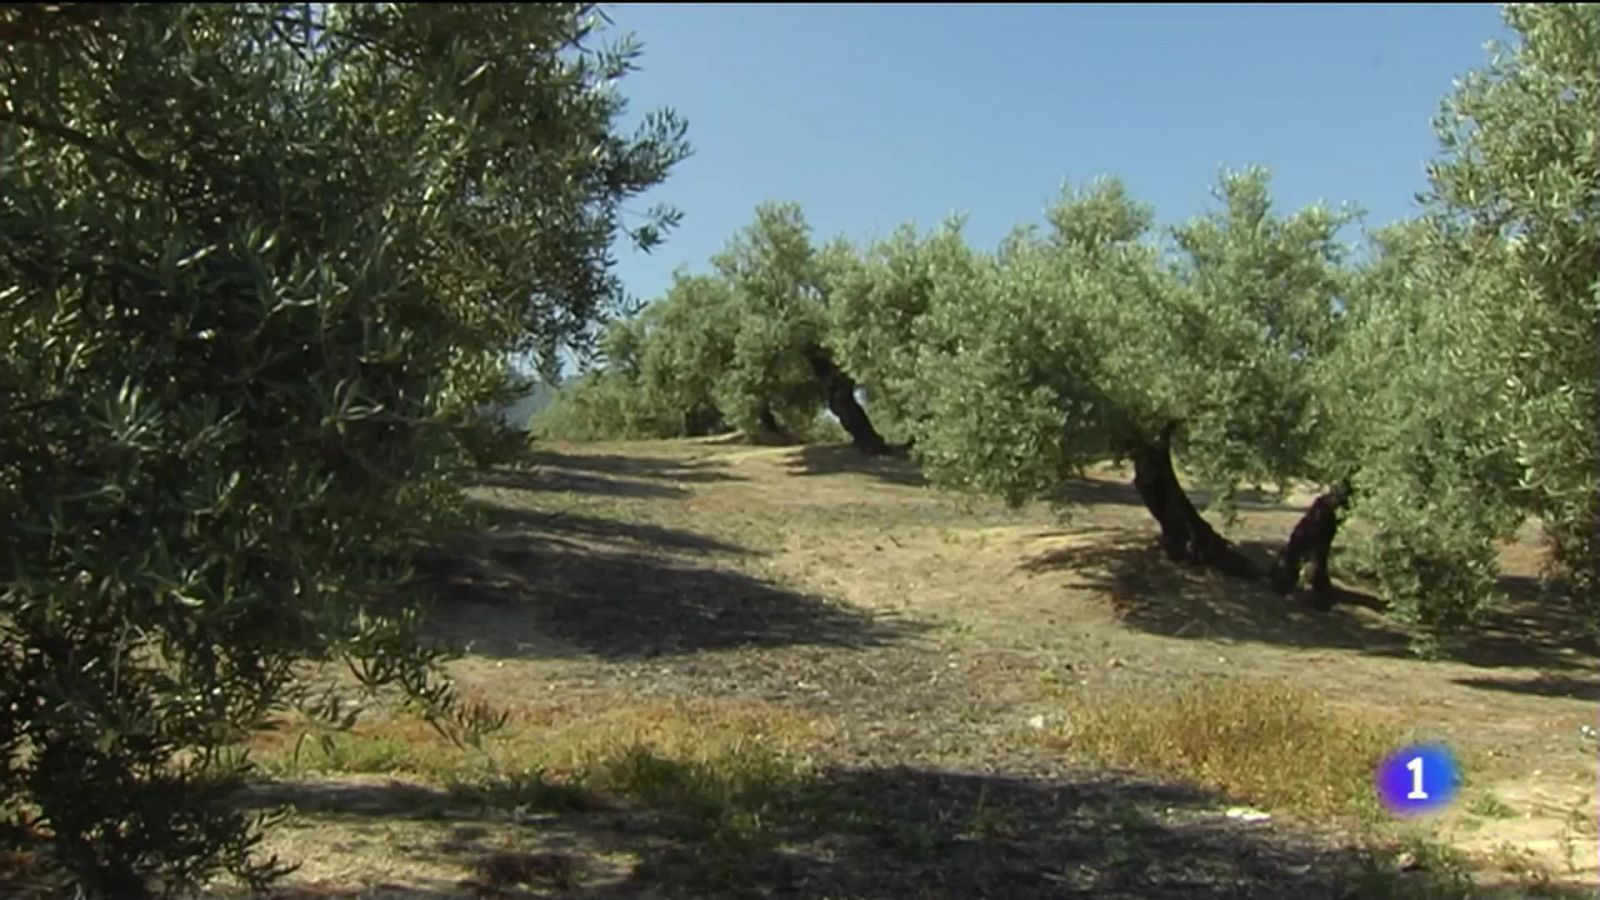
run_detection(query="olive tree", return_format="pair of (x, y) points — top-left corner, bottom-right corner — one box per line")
(541, 202), (898, 450)
(1309, 221), (1526, 629)
(1420, 2), (1598, 623)
(633, 274), (738, 436)
(908, 173), (1351, 577)
(533, 273), (735, 440)
(707, 202), (892, 451)
(823, 217), (983, 448)
(0, 3), (686, 894)
(1305, 3), (1597, 633)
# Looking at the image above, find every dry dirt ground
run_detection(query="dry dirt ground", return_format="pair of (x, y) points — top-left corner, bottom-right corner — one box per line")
(234, 437), (1598, 899)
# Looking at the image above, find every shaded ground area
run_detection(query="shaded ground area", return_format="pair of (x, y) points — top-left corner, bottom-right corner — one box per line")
(1017, 528), (1417, 656)
(1452, 673), (1600, 702)
(523, 449), (745, 484)
(1439, 574), (1600, 672)
(1015, 527), (1598, 676)
(418, 500), (924, 661)
(785, 445), (1298, 512)
(475, 450), (747, 500)
(787, 443), (930, 487)
(236, 763), (1439, 900)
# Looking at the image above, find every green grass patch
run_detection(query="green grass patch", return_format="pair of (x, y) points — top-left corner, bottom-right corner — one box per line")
(1465, 792), (1518, 819)
(247, 694), (826, 867)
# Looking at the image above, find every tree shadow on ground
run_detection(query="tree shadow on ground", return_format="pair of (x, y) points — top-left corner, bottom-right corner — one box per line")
(1451, 673), (1600, 702)
(1019, 529), (1411, 655)
(524, 450), (745, 484)
(786, 443), (929, 487)
(1017, 529), (1596, 672)
(1185, 485), (1308, 513)
(469, 451), (746, 501)
(1342, 572), (1600, 673)
(471, 504), (747, 556)
(1050, 477), (1148, 508)
(473, 466), (691, 500)
(417, 503), (924, 660)
(233, 764), (1474, 899)
(1421, 575), (1600, 668)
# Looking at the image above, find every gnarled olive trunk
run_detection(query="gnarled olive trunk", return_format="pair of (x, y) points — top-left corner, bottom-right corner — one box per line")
(1129, 423), (1257, 578)
(751, 405), (793, 444)
(1270, 480), (1351, 611)
(805, 345), (891, 456)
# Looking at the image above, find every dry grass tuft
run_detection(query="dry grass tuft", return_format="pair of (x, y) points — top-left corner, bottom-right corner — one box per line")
(1041, 674), (1399, 824)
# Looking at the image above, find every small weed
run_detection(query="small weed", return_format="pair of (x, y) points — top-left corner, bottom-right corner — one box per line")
(961, 784), (1020, 840)
(1339, 835), (1476, 899)
(938, 617), (976, 638)
(1466, 793), (1518, 819)
(254, 715), (468, 782)
(890, 820), (940, 858)
(452, 769), (605, 814)
(1489, 841), (1541, 876)
(1557, 796), (1598, 876)
(1034, 667), (1081, 698)
(1104, 801), (1153, 832)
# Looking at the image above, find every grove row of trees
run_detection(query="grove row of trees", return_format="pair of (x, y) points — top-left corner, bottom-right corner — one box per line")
(537, 4), (1597, 642)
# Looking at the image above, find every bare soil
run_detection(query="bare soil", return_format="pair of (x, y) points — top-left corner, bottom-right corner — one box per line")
(237, 438), (1600, 898)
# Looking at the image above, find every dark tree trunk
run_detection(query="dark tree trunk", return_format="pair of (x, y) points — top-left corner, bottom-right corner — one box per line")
(805, 345), (891, 456)
(1270, 480), (1351, 611)
(1129, 423), (1258, 578)
(683, 402), (726, 437)
(756, 405), (785, 440)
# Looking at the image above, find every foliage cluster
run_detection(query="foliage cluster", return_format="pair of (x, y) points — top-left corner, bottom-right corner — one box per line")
(0, 3), (685, 894)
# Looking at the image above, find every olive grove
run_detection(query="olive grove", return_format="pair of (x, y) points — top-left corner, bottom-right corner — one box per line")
(541, 3), (1596, 634)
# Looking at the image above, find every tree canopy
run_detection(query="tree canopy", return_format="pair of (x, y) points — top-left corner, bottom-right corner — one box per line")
(1, 3), (686, 894)
(537, 202), (890, 449)
(1422, 2), (1598, 618)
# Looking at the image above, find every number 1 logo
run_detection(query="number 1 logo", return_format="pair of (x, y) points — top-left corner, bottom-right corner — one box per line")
(1405, 756), (1428, 800)
(1377, 744), (1458, 815)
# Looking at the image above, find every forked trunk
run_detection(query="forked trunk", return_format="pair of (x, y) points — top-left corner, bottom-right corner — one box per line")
(1129, 423), (1257, 578)
(1270, 480), (1351, 610)
(806, 345), (892, 456)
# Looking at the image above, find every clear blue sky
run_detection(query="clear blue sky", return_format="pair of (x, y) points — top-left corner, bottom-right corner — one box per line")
(600, 3), (1513, 307)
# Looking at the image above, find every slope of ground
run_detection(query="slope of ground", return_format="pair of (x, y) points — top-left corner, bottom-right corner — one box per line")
(222, 438), (1597, 899)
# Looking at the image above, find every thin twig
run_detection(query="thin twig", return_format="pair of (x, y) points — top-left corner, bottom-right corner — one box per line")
(0, 108), (174, 182)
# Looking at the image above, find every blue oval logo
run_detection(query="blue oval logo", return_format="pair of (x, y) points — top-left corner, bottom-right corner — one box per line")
(1375, 743), (1460, 815)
